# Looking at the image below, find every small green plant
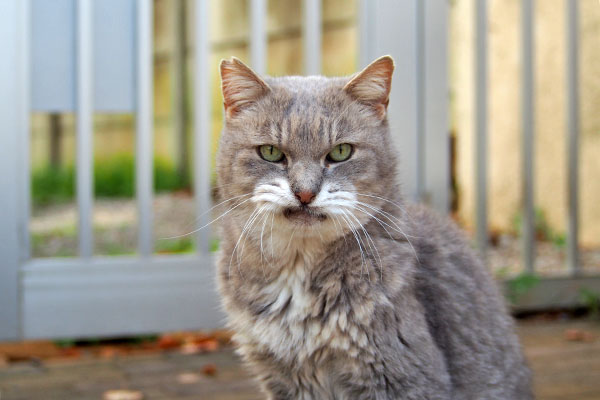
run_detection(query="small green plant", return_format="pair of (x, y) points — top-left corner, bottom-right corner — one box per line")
(210, 238), (220, 252)
(551, 232), (567, 249)
(32, 154), (190, 206)
(32, 166), (75, 205)
(506, 272), (540, 304)
(494, 266), (512, 280)
(53, 338), (76, 348)
(512, 207), (566, 249)
(579, 288), (600, 319)
(155, 237), (195, 254)
(93, 155), (136, 197)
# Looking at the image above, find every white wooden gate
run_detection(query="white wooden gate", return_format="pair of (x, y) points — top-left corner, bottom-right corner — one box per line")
(0, 0), (449, 340)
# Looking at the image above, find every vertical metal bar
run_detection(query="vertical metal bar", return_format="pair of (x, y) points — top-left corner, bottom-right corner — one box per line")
(303, 0), (321, 75)
(77, 0), (94, 258)
(194, 0), (211, 254)
(371, 0), (418, 201)
(475, 0), (488, 257)
(423, 0), (450, 213)
(566, 0), (580, 275)
(20, 0), (31, 261)
(416, 0), (425, 201)
(137, 0), (153, 256)
(250, 0), (267, 75)
(173, 0), (190, 187)
(522, 0), (535, 273)
(358, 0), (374, 69)
(0, 0), (25, 340)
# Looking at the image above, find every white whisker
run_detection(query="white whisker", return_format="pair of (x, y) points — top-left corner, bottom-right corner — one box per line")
(229, 206), (264, 277)
(162, 197), (254, 240)
(340, 210), (369, 280)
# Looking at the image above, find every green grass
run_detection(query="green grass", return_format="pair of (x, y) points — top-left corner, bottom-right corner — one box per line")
(512, 207), (567, 249)
(155, 237), (195, 254)
(506, 272), (540, 305)
(154, 237), (220, 254)
(32, 154), (189, 206)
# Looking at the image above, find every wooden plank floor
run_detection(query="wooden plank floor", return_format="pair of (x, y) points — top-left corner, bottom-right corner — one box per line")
(0, 320), (599, 399)
(518, 320), (600, 400)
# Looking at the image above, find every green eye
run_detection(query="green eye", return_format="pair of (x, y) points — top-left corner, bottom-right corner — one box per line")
(327, 143), (353, 162)
(259, 145), (284, 162)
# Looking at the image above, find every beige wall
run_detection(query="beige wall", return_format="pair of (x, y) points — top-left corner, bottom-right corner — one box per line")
(451, 0), (600, 246)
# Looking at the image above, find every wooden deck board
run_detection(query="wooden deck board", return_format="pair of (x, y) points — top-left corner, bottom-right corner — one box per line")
(0, 320), (599, 399)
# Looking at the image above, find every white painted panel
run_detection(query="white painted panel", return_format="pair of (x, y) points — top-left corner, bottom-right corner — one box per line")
(77, 0), (94, 257)
(565, 0), (580, 275)
(93, 0), (136, 112)
(250, 0), (267, 75)
(135, 0), (154, 256)
(370, 0), (419, 201)
(423, 0), (450, 213)
(194, 0), (212, 253)
(31, 0), (76, 111)
(0, 0), (24, 341)
(303, 0), (322, 75)
(521, 0), (536, 271)
(137, 0), (154, 256)
(22, 256), (223, 339)
(475, 0), (489, 256)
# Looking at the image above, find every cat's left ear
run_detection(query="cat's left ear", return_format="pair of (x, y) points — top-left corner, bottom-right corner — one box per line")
(220, 57), (271, 119)
(343, 55), (394, 119)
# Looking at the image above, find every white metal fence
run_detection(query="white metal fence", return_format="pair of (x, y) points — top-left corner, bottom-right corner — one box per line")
(0, 0), (449, 340)
(4, 0), (595, 342)
(473, 0), (600, 311)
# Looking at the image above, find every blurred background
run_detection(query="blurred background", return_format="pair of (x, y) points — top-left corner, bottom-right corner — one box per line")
(1, 0), (600, 399)
(25, 0), (600, 270)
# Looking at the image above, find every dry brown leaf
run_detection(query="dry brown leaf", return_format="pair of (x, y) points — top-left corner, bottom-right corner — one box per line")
(564, 329), (595, 342)
(202, 363), (217, 376)
(177, 372), (201, 384)
(102, 389), (144, 400)
(180, 343), (201, 355)
(158, 336), (180, 350)
(199, 339), (219, 352)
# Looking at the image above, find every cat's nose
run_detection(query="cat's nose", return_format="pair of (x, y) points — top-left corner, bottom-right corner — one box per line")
(295, 190), (316, 205)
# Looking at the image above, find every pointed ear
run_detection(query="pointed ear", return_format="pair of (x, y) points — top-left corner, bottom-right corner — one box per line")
(220, 57), (271, 118)
(343, 55), (394, 118)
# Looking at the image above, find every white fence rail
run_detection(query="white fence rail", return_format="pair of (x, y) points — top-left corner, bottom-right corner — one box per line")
(5, 0), (593, 340)
(1, 0), (450, 340)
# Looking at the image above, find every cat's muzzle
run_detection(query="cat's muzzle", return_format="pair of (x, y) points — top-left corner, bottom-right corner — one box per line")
(283, 206), (327, 224)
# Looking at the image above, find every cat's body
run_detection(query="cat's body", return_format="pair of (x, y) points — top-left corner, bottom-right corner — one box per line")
(215, 56), (532, 399)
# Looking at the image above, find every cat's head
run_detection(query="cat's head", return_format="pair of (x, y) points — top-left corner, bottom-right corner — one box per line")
(216, 56), (399, 242)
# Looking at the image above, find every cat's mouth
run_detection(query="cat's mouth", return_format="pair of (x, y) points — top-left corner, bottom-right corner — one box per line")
(283, 207), (327, 223)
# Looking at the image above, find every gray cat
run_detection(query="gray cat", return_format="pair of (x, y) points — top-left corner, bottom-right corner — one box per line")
(214, 56), (532, 400)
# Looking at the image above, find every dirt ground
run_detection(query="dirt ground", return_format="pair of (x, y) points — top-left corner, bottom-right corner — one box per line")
(1, 319), (599, 400)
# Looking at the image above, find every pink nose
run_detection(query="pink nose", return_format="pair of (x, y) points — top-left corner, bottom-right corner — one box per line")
(295, 191), (316, 205)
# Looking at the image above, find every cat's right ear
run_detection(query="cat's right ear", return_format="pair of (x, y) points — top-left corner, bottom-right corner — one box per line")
(220, 57), (271, 119)
(344, 55), (395, 119)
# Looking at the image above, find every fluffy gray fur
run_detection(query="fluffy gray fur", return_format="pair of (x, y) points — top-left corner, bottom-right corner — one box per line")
(214, 56), (532, 399)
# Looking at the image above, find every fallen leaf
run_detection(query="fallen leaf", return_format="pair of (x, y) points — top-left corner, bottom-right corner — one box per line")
(202, 363), (217, 376)
(177, 372), (201, 384)
(158, 336), (180, 350)
(199, 339), (219, 352)
(564, 329), (595, 342)
(99, 346), (119, 359)
(60, 347), (82, 359)
(180, 343), (201, 355)
(103, 390), (144, 400)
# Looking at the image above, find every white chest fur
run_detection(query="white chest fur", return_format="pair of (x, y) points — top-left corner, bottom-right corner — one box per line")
(232, 249), (374, 364)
